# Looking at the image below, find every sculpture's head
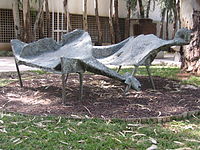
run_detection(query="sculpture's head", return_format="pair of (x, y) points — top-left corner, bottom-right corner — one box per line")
(124, 73), (141, 91)
(174, 28), (192, 44)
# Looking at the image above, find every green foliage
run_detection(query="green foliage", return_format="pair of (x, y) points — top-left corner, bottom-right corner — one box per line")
(159, 0), (176, 10)
(0, 112), (199, 149)
(29, 70), (47, 75)
(158, 0), (176, 23)
(0, 51), (13, 57)
(0, 79), (17, 87)
(181, 76), (200, 86)
(118, 66), (200, 86)
(125, 0), (137, 10)
(125, 0), (157, 18)
(118, 66), (180, 79)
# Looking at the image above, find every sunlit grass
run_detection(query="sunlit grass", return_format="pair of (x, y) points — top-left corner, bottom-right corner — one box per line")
(29, 70), (48, 75)
(0, 112), (199, 149)
(182, 76), (200, 86)
(1, 66), (200, 87)
(118, 66), (180, 79)
(0, 79), (17, 87)
(118, 66), (200, 86)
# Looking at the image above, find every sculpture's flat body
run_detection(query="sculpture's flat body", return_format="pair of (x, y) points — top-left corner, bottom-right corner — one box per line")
(12, 30), (93, 72)
(92, 28), (190, 90)
(11, 30), (141, 92)
(93, 28), (191, 67)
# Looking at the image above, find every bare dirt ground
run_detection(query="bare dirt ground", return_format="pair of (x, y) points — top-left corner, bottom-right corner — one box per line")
(0, 72), (199, 119)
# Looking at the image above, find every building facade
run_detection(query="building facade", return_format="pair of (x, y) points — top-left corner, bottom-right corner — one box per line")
(0, 0), (167, 50)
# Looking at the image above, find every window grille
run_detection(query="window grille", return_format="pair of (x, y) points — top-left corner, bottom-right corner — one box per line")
(0, 9), (125, 44)
(0, 9), (15, 43)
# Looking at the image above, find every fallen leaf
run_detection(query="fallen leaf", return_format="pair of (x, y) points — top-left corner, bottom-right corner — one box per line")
(77, 140), (85, 143)
(34, 122), (46, 128)
(184, 138), (200, 143)
(174, 147), (192, 150)
(12, 138), (21, 144)
(173, 141), (185, 146)
(118, 131), (125, 137)
(40, 120), (54, 123)
(15, 140), (23, 145)
(132, 133), (146, 137)
(77, 121), (83, 126)
(183, 125), (194, 130)
(59, 141), (69, 145)
(67, 128), (76, 133)
(71, 114), (82, 119)
(153, 129), (158, 136)
(146, 144), (158, 150)
(123, 130), (135, 134)
(127, 124), (142, 127)
(0, 128), (7, 133)
(33, 91), (39, 96)
(149, 137), (157, 144)
(56, 117), (62, 125)
(112, 138), (122, 143)
(91, 136), (103, 141)
(27, 130), (37, 135)
(157, 111), (162, 117)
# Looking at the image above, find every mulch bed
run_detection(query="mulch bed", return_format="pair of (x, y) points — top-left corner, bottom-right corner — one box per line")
(0, 72), (200, 120)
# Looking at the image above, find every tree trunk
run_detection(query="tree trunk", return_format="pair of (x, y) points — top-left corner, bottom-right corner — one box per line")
(114, 0), (121, 43)
(181, 10), (200, 74)
(159, 8), (166, 39)
(12, 0), (21, 40)
(45, 0), (51, 37)
(165, 10), (169, 40)
(33, 0), (45, 40)
(94, 0), (102, 45)
(63, 0), (72, 32)
(23, 0), (32, 42)
(138, 0), (144, 18)
(125, 1), (131, 38)
(83, 0), (88, 31)
(146, 0), (151, 18)
(38, 7), (44, 39)
(176, 0), (181, 29)
(109, 0), (115, 44)
(172, 0), (178, 37)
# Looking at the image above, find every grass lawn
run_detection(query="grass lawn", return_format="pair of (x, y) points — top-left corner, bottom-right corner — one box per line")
(0, 112), (199, 150)
(0, 66), (200, 149)
(118, 66), (200, 86)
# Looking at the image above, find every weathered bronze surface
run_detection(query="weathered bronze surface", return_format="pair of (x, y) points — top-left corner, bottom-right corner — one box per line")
(11, 29), (190, 103)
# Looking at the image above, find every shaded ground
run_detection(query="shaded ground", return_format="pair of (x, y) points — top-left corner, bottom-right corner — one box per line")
(0, 72), (199, 119)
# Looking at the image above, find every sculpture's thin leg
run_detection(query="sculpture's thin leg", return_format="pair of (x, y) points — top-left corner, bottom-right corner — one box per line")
(61, 57), (66, 104)
(61, 73), (67, 104)
(124, 84), (131, 95)
(117, 65), (122, 73)
(65, 73), (69, 83)
(131, 66), (138, 76)
(124, 66), (139, 94)
(14, 59), (23, 87)
(146, 66), (156, 90)
(79, 72), (83, 100)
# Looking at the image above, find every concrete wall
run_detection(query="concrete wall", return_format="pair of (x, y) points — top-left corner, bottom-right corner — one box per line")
(0, 0), (127, 18)
(1, 0), (162, 20)
(0, 0), (13, 9)
(0, 43), (11, 51)
(180, 0), (200, 29)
